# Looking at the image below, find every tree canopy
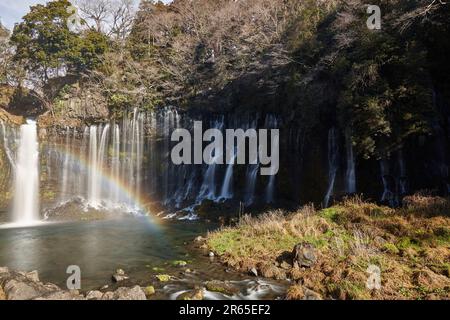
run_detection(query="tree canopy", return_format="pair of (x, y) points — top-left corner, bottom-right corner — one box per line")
(10, 0), (108, 82)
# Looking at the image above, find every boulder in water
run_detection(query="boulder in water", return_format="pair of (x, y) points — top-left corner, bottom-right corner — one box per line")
(144, 286), (155, 297)
(171, 260), (188, 267)
(155, 274), (172, 282)
(194, 236), (206, 243)
(249, 267), (258, 277)
(176, 288), (204, 300)
(112, 269), (129, 282)
(205, 280), (239, 296)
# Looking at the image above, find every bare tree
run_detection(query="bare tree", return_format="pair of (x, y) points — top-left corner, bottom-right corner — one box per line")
(75, 0), (137, 39)
(109, 0), (136, 40)
(75, 0), (110, 33)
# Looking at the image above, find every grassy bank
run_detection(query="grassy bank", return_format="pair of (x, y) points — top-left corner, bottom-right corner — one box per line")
(206, 196), (450, 300)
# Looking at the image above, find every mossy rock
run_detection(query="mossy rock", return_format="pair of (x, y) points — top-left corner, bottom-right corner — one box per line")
(155, 274), (172, 282)
(144, 286), (155, 296)
(205, 280), (240, 296)
(176, 288), (204, 300)
(171, 260), (188, 267)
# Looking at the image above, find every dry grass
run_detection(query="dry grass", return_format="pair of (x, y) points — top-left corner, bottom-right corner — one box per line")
(402, 193), (450, 217)
(207, 195), (450, 300)
(207, 205), (331, 269)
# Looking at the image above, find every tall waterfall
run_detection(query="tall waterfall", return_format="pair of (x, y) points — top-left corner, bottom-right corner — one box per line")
(397, 150), (407, 195)
(61, 127), (71, 199)
(3, 107), (446, 223)
(219, 148), (236, 201)
(87, 125), (100, 208)
(265, 115), (279, 204)
(12, 120), (40, 225)
(244, 164), (260, 206)
(380, 160), (395, 206)
(0, 108), (286, 221)
(197, 119), (224, 203)
(265, 135), (278, 204)
(345, 128), (356, 194)
(0, 120), (17, 168)
(244, 119), (259, 206)
(47, 109), (145, 212)
(323, 127), (339, 208)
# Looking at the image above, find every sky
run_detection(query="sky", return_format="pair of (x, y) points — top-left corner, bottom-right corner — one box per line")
(0, 0), (173, 30)
(0, 0), (45, 29)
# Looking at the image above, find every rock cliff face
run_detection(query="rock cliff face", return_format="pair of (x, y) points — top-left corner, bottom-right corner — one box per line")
(39, 80), (110, 131)
(0, 108), (22, 210)
(1, 100), (450, 212)
(0, 146), (11, 209)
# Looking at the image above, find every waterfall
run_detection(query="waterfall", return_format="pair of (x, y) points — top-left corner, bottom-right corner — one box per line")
(197, 118), (224, 203)
(111, 124), (121, 204)
(33, 109), (297, 218)
(197, 150), (221, 201)
(265, 115), (279, 204)
(98, 124), (110, 201)
(39, 108), (147, 213)
(244, 119), (259, 206)
(0, 121), (17, 168)
(12, 120), (40, 225)
(149, 112), (157, 195)
(323, 127), (339, 208)
(380, 160), (395, 206)
(345, 128), (356, 194)
(219, 148), (236, 201)
(61, 127), (70, 199)
(265, 133), (279, 204)
(244, 164), (259, 206)
(163, 109), (173, 203)
(78, 127), (89, 196)
(398, 150), (407, 195)
(87, 126), (100, 208)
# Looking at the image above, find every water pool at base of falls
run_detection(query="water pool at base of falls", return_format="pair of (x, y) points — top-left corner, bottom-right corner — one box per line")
(0, 216), (287, 300)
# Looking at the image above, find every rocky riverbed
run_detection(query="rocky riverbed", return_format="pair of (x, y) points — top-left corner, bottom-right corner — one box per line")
(0, 267), (148, 300)
(0, 265), (287, 300)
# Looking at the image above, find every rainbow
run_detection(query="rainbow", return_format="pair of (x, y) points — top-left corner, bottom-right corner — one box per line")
(48, 143), (166, 227)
